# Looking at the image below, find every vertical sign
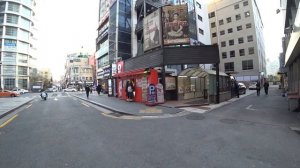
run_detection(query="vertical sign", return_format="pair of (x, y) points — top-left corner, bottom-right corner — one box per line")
(143, 8), (162, 51)
(146, 84), (157, 106)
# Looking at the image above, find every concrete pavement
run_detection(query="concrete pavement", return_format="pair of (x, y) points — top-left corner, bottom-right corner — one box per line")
(0, 96), (35, 118)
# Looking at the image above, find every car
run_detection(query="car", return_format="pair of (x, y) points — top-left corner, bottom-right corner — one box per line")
(0, 90), (20, 97)
(12, 88), (29, 94)
(238, 83), (246, 94)
(63, 88), (77, 92)
(249, 82), (257, 90)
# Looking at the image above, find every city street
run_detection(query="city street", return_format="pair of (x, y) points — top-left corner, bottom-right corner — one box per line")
(0, 88), (300, 168)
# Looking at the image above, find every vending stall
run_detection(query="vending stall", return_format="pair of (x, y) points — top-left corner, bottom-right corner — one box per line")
(114, 68), (159, 103)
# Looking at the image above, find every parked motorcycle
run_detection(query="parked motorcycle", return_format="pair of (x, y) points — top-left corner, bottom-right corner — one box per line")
(41, 92), (47, 100)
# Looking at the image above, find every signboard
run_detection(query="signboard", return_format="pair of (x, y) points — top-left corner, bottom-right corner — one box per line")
(111, 63), (117, 76)
(117, 61), (124, 73)
(165, 77), (176, 90)
(162, 5), (190, 45)
(143, 9), (162, 51)
(156, 83), (164, 103)
(146, 84), (157, 106)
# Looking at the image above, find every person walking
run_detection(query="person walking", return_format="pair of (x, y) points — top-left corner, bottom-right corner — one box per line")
(85, 85), (90, 99)
(96, 84), (102, 95)
(256, 81), (261, 96)
(264, 81), (269, 95)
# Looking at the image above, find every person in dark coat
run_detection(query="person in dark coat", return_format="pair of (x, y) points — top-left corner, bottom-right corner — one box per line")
(85, 85), (90, 99)
(96, 84), (102, 95)
(126, 80), (134, 101)
(256, 81), (261, 96)
(264, 81), (269, 95)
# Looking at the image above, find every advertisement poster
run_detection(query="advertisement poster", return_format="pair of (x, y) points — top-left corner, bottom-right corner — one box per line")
(162, 5), (190, 45)
(143, 9), (162, 51)
(156, 83), (164, 103)
(165, 77), (176, 90)
(142, 77), (148, 101)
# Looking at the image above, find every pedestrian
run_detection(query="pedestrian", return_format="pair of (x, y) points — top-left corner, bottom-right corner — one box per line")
(85, 85), (90, 99)
(234, 80), (239, 98)
(126, 80), (134, 101)
(256, 81), (261, 96)
(96, 84), (102, 95)
(264, 81), (269, 95)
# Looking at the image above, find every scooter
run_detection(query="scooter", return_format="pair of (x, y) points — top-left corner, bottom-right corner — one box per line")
(41, 92), (47, 100)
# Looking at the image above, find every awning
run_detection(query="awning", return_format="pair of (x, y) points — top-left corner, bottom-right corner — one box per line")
(113, 68), (145, 78)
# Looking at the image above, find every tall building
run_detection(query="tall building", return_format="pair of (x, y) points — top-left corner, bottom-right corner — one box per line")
(195, 0), (211, 45)
(95, 0), (132, 93)
(0, 0), (38, 90)
(208, 0), (266, 82)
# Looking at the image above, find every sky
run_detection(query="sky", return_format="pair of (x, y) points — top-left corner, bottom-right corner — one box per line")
(35, 0), (283, 81)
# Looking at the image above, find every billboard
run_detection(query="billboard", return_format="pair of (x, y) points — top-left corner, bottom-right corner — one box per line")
(143, 9), (162, 51)
(162, 5), (189, 45)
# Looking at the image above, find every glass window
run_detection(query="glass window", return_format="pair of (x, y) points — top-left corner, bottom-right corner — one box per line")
(198, 15), (202, 21)
(245, 11), (250, 17)
(19, 29), (30, 40)
(220, 30), (225, 35)
(243, 1), (249, 6)
(221, 41), (226, 47)
(247, 35), (253, 42)
(224, 62), (234, 72)
(242, 60), (253, 70)
(228, 28), (233, 33)
(8, 2), (19, 12)
(209, 12), (215, 18)
(3, 52), (16, 65)
(6, 14), (19, 24)
(226, 17), (231, 23)
(248, 47), (254, 54)
(246, 23), (252, 29)
(5, 26), (18, 36)
(18, 79), (28, 88)
(19, 41), (29, 52)
(239, 49), (245, 56)
(4, 39), (17, 51)
(237, 25), (242, 31)
(230, 50), (235, 57)
(219, 19), (224, 25)
(0, 14), (4, 23)
(3, 65), (16, 75)
(18, 66), (28, 75)
(222, 52), (227, 59)
(236, 14), (241, 20)
(20, 17), (30, 29)
(21, 6), (31, 18)
(196, 2), (201, 9)
(211, 22), (216, 28)
(199, 28), (204, 35)
(4, 78), (15, 90)
(212, 32), (217, 37)
(229, 39), (234, 46)
(238, 37), (244, 44)
(0, 27), (2, 35)
(0, 2), (5, 12)
(234, 4), (239, 9)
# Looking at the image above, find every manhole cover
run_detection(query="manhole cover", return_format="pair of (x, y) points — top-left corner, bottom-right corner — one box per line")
(185, 113), (205, 120)
(220, 119), (238, 124)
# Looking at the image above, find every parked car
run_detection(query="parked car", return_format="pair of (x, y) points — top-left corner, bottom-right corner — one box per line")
(12, 88), (28, 94)
(238, 83), (246, 94)
(0, 90), (20, 97)
(63, 88), (77, 92)
(249, 82), (257, 90)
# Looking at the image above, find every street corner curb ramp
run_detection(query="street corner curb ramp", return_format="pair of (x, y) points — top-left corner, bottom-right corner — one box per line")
(71, 95), (134, 116)
(0, 98), (35, 119)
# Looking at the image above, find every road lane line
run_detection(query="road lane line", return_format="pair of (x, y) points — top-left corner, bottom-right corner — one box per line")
(81, 103), (90, 107)
(26, 104), (32, 108)
(0, 114), (18, 128)
(246, 105), (256, 111)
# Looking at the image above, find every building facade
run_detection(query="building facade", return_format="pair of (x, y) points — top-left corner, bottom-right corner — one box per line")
(64, 53), (94, 89)
(208, 0), (266, 83)
(0, 0), (37, 90)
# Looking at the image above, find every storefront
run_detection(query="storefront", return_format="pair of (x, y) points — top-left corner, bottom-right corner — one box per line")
(97, 66), (111, 94)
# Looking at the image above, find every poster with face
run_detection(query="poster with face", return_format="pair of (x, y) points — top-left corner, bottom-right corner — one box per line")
(162, 5), (190, 45)
(143, 9), (162, 51)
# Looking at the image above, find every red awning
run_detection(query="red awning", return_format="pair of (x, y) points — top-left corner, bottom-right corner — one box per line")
(113, 68), (145, 78)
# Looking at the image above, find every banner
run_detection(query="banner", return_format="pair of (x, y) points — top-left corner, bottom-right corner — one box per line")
(162, 5), (190, 45)
(143, 9), (162, 51)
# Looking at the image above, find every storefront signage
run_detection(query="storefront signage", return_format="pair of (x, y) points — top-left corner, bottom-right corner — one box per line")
(111, 63), (117, 76)
(146, 84), (157, 106)
(117, 61), (124, 73)
(103, 67), (111, 77)
(165, 77), (176, 90)
(156, 83), (164, 103)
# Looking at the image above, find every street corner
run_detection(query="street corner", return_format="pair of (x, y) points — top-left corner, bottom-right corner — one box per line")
(139, 107), (162, 114)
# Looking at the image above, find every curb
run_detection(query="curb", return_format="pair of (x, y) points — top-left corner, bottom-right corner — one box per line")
(0, 98), (35, 119)
(72, 95), (134, 116)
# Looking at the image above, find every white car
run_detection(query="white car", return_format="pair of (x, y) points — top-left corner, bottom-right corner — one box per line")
(20, 89), (29, 94)
(12, 88), (29, 94)
(64, 88), (77, 92)
(248, 82), (257, 90)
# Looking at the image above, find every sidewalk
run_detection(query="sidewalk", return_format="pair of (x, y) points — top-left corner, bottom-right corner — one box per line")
(0, 97), (34, 118)
(72, 88), (257, 116)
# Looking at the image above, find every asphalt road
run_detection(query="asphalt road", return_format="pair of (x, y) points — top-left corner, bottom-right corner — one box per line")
(0, 89), (300, 168)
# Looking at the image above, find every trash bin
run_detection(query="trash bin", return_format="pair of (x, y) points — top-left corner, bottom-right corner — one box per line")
(203, 89), (208, 99)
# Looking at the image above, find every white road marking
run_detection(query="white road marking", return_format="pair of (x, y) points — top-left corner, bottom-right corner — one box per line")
(54, 97), (58, 101)
(246, 105), (256, 111)
(26, 104), (32, 108)
(81, 103), (90, 107)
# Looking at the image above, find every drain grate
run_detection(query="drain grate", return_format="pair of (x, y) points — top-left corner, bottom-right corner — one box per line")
(185, 113), (205, 120)
(220, 119), (238, 124)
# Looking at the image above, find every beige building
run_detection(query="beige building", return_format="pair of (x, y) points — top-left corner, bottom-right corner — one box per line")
(39, 68), (52, 81)
(64, 53), (94, 88)
(208, 0), (266, 83)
